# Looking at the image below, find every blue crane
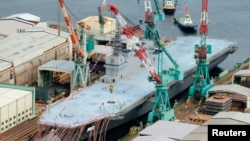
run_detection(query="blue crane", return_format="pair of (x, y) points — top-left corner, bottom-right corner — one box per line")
(140, 0), (183, 125)
(140, 0), (165, 39)
(187, 0), (213, 105)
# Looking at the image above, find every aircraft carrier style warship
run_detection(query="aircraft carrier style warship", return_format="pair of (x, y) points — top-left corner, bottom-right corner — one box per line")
(36, 35), (237, 140)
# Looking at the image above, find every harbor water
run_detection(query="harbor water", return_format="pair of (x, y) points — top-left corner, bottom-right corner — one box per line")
(1, 0), (250, 140)
(1, 0), (249, 70)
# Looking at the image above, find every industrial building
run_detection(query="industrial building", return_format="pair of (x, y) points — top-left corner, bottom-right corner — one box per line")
(36, 60), (75, 103)
(0, 13), (38, 39)
(0, 27), (72, 86)
(132, 120), (199, 141)
(206, 84), (250, 113)
(132, 111), (250, 141)
(232, 69), (250, 87)
(0, 83), (35, 134)
(180, 112), (250, 141)
(77, 16), (116, 36)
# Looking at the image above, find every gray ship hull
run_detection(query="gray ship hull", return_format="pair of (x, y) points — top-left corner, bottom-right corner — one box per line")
(105, 45), (235, 131)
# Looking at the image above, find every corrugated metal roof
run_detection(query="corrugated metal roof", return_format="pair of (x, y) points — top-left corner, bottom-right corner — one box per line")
(135, 120), (199, 141)
(133, 135), (175, 141)
(0, 18), (34, 36)
(0, 27), (68, 66)
(208, 84), (250, 97)
(6, 13), (40, 23)
(205, 118), (246, 125)
(234, 69), (250, 77)
(0, 97), (16, 108)
(180, 112), (250, 141)
(180, 131), (207, 141)
(0, 87), (32, 107)
(0, 88), (10, 94)
(78, 16), (115, 27)
(190, 125), (207, 133)
(0, 60), (11, 71)
(210, 111), (250, 124)
(38, 60), (75, 73)
(1, 89), (31, 99)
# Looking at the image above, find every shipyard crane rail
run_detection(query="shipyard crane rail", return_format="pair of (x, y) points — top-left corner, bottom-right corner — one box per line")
(107, 3), (162, 83)
(187, 0), (213, 105)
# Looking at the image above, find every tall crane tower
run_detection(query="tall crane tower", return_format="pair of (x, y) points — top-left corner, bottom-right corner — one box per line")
(187, 0), (213, 105)
(141, 0), (183, 125)
(108, 2), (183, 126)
(58, 0), (92, 89)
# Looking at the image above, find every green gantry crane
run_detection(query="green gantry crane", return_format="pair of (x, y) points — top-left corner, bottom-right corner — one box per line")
(140, 0), (183, 125)
(58, 0), (94, 89)
(187, 0), (213, 105)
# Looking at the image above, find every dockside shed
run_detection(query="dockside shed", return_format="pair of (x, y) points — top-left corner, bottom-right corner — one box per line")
(180, 112), (250, 141)
(207, 84), (250, 109)
(133, 120), (199, 141)
(36, 60), (75, 103)
(232, 69), (250, 87)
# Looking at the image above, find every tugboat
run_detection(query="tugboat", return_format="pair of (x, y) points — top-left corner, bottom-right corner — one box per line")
(173, 4), (198, 32)
(163, 0), (177, 15)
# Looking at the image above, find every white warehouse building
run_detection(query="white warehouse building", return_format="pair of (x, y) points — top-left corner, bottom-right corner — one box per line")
(0, 27), (72, 86)
(0, 84), (35, 133)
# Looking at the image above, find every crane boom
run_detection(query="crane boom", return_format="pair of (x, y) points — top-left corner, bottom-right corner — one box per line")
(58, 0), (84, 59)
(108, 3), (162, 83)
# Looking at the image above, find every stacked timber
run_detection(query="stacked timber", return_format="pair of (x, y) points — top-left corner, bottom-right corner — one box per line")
(54, 73), (70, 84)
